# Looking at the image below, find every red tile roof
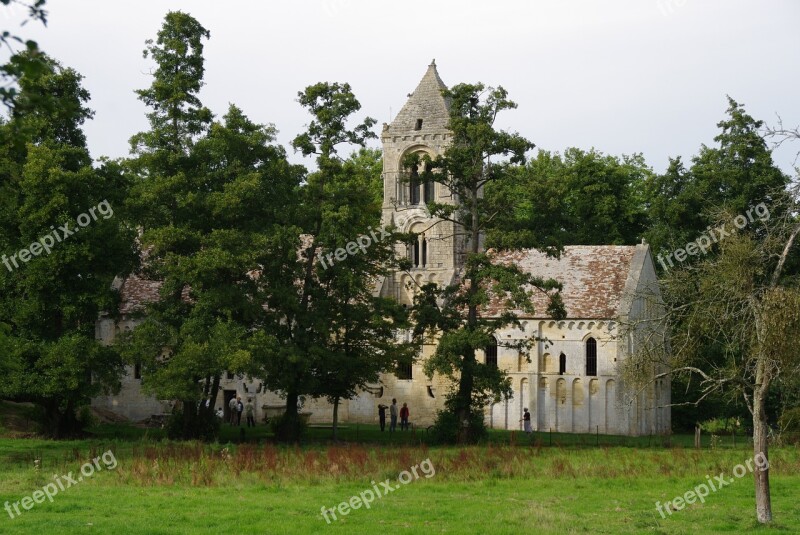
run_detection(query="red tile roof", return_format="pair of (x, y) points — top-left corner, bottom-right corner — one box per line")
(486, 246), (639, 319)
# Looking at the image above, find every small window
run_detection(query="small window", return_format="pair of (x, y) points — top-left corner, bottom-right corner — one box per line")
(421, 238), (427, 267)
(486, 337), (498, 368)
(586, 338), (597, 376)
(415, 119), (423, 130)
(134, 363), (142, 380)
(397, 362), (413, 380)
(412, 239), (420, 267)
(226, 371), (234, 380)
(559, 353), (566, 375)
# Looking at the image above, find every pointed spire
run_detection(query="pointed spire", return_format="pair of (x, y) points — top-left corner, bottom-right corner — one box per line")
(385, 62), (450, 135)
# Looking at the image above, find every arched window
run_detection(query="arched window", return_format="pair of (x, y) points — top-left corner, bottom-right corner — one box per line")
(559, 353), (566, 375)
(586, 337), (597, 376)
(412, 239), (420, 267)
(421, 237), (427, 267)
(485, 336), (498, 368)
(423, 175), (434, 203)
(409, 164), (420, 205)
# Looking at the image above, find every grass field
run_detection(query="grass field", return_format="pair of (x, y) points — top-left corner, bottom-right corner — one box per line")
(1, 404), (798, 534)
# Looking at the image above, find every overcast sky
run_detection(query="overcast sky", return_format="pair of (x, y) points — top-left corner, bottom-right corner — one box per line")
(4, 0), (800, 174)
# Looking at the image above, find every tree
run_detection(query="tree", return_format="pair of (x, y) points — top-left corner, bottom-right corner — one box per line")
(641, 98), (792, 431)
(1, 0), (49, 111)
(122, 12), (301, 439)
(410, 83), (564, 443)
(254, 81), (412, 442)
(644, 97), (789, 255)
(625, 196), (800, 524)
(0, 56), (136, 437)
(486, 148), (650, 249)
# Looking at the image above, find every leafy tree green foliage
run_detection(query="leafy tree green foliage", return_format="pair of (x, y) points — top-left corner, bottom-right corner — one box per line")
(122, 12), (301, 440)
(642, 98), (792, 430)
(255, 82), (413, 441)
(644, 97), (790, 255)
(410, 84), (564, 443)
(486, 148), (651, 250)
(0, 56), (135, 437)
(0, 0), (49, 111)
(629, 202), (800, 523)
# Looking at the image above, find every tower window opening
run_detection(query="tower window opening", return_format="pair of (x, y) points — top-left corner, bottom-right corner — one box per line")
(415, 119), (423, 130)
(412, 239), (420, 267)
(421, 237), (427, 267)
(409, 164), (420, 205)
(423, 163), (434, 203)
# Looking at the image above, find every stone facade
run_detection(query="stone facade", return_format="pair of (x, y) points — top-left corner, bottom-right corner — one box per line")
(92, 62), (670, 436)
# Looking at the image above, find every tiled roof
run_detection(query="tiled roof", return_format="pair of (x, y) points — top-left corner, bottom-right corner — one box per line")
(486, 245), (641, 319)
(119, 274), (163, 315)
(386, 61), (451, 135)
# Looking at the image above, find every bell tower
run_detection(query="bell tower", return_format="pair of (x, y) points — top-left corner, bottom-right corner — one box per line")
(379, 61), (466, 305)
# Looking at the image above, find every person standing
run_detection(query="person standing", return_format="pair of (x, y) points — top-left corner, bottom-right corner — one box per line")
(228, 395), (238, 426)
(521, 407), (532, 434)
(245, 398), (256, 428)
(399, 402), (410, 431)
(389, 398), (398, 432)
(236, 396), (244, 426)
(378, 403), (388, 432)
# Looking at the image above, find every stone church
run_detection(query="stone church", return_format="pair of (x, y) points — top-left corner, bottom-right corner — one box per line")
(93, 62), (670, 436)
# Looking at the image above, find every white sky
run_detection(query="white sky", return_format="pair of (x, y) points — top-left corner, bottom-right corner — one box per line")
(4, 0), (800, 173)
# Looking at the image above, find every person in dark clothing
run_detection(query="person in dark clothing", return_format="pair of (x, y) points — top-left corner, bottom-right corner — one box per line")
(400, 403), (410, 430)
(378, 404), (388, 431)
(236, 396), (244, 426)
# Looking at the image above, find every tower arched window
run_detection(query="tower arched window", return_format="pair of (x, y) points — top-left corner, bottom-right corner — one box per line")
(423, 164), (434, 204)
(485, 336), (498, 368)
(412, 239), (420, 268)
(421, 237), (427, 267)
(409, 164), (420, 205)
(559, 353), (566, 375)
(586, 337), (597, 376)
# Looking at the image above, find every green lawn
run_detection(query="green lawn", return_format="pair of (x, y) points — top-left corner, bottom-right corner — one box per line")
(0, 427), (798, 534)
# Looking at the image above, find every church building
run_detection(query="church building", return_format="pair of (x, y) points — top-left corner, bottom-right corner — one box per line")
(93, 62), (670, 436)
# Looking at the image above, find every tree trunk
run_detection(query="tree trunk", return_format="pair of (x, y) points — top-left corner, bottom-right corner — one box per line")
(752, 358), (773, 523)
(332, 396), (340, 441)
(279, 389), (302, 442)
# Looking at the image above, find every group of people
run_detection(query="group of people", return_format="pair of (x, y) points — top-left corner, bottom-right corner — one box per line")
(377, 398), (410, 432)
(216, 395), (256, 427)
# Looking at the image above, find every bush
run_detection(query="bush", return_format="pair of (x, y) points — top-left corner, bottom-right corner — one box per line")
(270, 412), (306, 442)
(428, 400), (487, 445)
(165, 407), (220, 441)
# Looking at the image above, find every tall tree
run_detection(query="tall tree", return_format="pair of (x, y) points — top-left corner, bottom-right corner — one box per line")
(254, 82), (410, 442)
(123, 12), (300, 439)
(624, 197), (800, 524)
(410, 84), (564, 443)
(0, 0), (49, 111)
(0, 56), (135, 437)
(644, 97), (789, 255)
